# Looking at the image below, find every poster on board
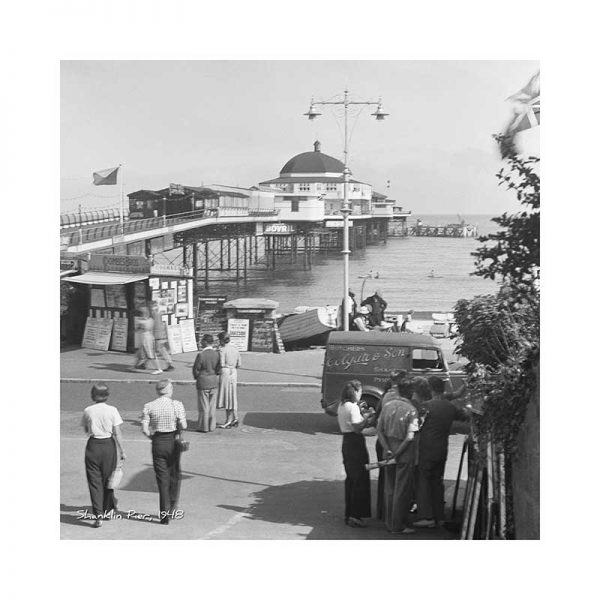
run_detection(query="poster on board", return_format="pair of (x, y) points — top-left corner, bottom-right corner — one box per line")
(179, 319), (198, 353)
(81, 317), (100, 349)
(228, 318), (250, 352)
(196, 296), (227, 338)
(167, 323), (183, 355)
(105, 285), (128, 309)
(90, 288), (105, 308)
(96, 318), (113, 351)
(250, 319), (275, 352)
(82, 317), (113, 351)
(111, 317), (129, 351)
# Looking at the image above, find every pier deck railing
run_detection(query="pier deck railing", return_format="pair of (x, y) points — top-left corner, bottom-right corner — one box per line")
(60, 207), (281, 248)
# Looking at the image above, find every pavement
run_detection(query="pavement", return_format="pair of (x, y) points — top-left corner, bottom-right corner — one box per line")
(60, 343), (469, 540)
(60, 345), (325, 386)
(60, 332), (463, 386)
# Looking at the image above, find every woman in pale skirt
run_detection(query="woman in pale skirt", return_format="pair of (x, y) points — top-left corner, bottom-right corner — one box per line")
(216, 332), (241, 428)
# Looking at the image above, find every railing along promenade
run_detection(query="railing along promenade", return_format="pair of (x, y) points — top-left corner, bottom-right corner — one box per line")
(60, 207), (280, 250)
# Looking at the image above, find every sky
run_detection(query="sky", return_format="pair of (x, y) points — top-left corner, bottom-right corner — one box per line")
(61, 60), (539, 216)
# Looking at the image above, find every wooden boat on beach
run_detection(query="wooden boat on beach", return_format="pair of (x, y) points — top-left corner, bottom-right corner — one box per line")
(277, 305), (339, 347)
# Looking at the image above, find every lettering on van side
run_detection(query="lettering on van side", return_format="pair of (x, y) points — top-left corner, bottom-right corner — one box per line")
(326, 347), (408, 371)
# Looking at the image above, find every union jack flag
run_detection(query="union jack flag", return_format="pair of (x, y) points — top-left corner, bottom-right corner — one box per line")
(500, 71), (540, 157)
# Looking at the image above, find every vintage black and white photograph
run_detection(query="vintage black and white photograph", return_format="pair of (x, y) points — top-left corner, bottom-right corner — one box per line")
(10, 0), (600, 597)
(59, 59), (540, 541)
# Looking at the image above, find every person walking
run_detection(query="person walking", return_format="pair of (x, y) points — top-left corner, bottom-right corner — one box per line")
(338, 379), (374, 528)
(216, 332), (242, 428)
(81, 383), (126, 528)
(134, 305), (163, 375)
(192, 334), (221, 433)
(413, 376), (468, 529)
(377, 377), (419, 534)
(141, 379), (187, 524)
(151, 301), (175, 372)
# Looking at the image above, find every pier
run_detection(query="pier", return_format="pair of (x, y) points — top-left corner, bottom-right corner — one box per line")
(409, 222), (478, 238)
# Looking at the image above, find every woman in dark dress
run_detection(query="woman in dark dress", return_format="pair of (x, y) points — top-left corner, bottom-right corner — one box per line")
(337, 380), (375, 527)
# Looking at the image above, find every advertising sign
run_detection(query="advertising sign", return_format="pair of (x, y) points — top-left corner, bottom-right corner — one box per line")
(167, 323), (183, 355)
(228, 318), (250, 352)
(250, 319), (275, 353)
(179, 319), (198, 353)
(110, 317), (129, 351)
(196, 296), (227, 338)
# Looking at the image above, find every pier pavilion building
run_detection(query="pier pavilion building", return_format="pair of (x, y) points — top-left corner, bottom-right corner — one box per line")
(258, 140), (379, 220)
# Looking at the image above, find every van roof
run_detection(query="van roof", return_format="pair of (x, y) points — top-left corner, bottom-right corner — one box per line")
(328, 331), (440, 348)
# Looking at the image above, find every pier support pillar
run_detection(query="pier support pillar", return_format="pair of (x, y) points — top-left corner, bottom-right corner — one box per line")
(204, 240), (209, 291)
(192, 242), (198, 287)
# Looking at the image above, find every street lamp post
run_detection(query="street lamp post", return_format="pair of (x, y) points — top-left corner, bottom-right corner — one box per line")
(305, 89), (389, 331)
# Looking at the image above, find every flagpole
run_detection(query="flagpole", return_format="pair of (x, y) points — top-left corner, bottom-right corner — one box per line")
(119, 163), (124, 233)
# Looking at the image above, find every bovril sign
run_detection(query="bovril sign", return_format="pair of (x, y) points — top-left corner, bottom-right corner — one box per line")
(264, 223), (295, 235)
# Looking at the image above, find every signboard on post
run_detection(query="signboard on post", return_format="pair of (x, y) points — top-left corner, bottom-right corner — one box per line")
(228, 318), (250, 352)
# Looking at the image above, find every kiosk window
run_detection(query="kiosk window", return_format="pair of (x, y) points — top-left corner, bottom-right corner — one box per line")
(411, 348), (443, 370)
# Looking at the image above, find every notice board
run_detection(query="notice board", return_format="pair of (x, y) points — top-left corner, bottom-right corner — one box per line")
(180, 319), (198, 353)
(196, 296), (227, 338)
(82, 317), (113, 351)
(81, 317), (100, 349)
(228, 318), (249, 352)
(110, 317), (129, 352)
(167, 323), (183, 355)
(250, 319), (275, 352)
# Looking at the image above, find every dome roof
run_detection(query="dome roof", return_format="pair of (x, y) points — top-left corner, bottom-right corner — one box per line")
(280, 141), (346, 175)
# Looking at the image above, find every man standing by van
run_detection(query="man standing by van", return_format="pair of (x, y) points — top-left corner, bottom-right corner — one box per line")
(413, 376), (468, 528)
(377, 378), (419, 534)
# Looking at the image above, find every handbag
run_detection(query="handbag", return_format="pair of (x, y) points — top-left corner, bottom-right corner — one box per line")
(171, 398), (190, 452)
(107, 460), (124, 489)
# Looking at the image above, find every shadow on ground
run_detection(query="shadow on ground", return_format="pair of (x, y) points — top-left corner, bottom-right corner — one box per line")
(217, 479), (459, 540)
(242, 412), (339, 435)
(89, 363), (139, 373)
(240, 367), (320, 380)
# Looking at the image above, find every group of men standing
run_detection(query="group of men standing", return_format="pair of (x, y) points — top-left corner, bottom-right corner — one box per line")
(376, 373), (468, 533)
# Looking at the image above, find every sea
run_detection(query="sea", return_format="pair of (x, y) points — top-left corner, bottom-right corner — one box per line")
(199, 214), (501, 315)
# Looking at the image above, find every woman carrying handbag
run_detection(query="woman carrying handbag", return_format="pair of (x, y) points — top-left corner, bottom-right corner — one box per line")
(81, 383), (127, 528)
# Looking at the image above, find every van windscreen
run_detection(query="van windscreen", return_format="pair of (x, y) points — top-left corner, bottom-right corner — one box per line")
(325, 344), (410, 375)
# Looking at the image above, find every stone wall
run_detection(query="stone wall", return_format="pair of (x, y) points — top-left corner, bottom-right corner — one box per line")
(511, 363), (540, 539)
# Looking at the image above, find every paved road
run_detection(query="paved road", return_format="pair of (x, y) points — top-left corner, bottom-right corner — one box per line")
(61, 382), (467, 540)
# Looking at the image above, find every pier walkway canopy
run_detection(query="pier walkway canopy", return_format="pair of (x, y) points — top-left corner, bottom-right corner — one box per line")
(62, 271), (149, 285)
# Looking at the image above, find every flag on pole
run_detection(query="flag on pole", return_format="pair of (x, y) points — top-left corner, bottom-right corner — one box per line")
(500, 71), (540, 157)
(92, 166), (120, 186)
